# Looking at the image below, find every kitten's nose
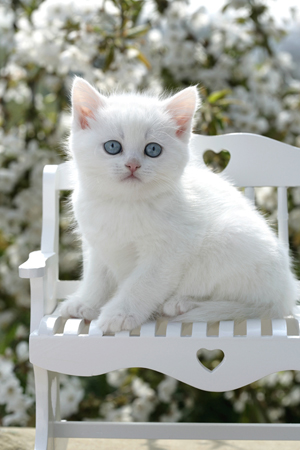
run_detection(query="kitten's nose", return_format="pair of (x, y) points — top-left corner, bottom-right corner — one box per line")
(125, 160), (141, 173)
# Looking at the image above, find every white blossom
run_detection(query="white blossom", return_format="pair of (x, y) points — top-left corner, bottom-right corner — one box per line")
(0, 5), (15, 51)
(59, 376), (84, 418)
(282, 387), (300, 407)
(131, 377), (155, 399)
(277, 371), (294, 387)
(224, 390), (234, 400)
(157, 376), (178, 403)
(268, 407), (284, 421)
(2, 410), (30, 426)
(102, 405), (133, 422)
(16, 341), (29, 363)
(131, 396), (156, 422)
(255, 187), (277, 212)
(257, 372), (279, 388)
(107, 369), (128, 388)
(233, 391), (249, 413)
(0, 356), (14, 382)
(0, 377), (23, 411)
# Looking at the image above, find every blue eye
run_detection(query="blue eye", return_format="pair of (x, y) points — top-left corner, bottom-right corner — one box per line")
(145, 142), (162, 158)
(104, 140), (122, 155)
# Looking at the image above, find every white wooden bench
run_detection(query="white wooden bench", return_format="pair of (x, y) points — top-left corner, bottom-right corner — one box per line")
(19, 133), (300, 450)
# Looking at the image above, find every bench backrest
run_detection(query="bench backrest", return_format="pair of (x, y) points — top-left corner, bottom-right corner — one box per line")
(41, 133), (300, 309)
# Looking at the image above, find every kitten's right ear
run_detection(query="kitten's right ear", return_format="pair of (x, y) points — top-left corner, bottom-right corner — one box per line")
(71, 77), (106, 130)
(164, 86), (200, 140)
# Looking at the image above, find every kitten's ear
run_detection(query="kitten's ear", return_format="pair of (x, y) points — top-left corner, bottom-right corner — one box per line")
(164, 87), (200, 138)
(71, 77), (106, 130)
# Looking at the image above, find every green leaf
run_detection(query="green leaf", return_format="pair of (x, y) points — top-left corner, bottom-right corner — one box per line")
(136, 50), (151, 69)
(208, 89), (232, 104)
(236, 17), (247, 24)
(104, 46), (115, 71)
(222, 3), (230, 13)
(217, 98), (242, 106)
(124, 24), (150, 39)
(125, 45), (151, 69)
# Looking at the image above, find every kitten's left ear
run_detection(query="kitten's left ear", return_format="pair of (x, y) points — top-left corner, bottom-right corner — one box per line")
(71, 77), (107, 130)
(164, 87), (200, 139)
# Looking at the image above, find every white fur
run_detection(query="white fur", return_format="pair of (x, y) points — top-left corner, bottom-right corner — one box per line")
(60, 77), (298, 332)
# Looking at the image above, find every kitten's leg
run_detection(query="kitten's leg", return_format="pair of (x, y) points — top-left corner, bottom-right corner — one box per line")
(97, 253), (182, 332)
(160, 295), (201, 317)
(60, 250), (115, 321)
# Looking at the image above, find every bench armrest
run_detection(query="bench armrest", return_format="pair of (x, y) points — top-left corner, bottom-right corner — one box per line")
(19, 251), (56, 278)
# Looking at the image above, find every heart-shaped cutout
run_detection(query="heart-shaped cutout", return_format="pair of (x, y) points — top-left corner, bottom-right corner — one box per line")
(203, 149), (231, 173)
(197, 348), (224, 372)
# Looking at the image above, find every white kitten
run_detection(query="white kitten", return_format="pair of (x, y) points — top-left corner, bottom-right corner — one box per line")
(60, 77), (298, 332)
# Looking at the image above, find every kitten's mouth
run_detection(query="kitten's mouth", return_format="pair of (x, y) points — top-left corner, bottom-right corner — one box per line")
(123, 174), (141, 181)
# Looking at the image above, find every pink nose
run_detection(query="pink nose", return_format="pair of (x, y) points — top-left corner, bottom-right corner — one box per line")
(125, 161), (141, 173)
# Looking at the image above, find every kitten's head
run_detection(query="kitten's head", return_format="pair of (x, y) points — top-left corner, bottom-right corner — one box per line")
(69, 77), (199, 200)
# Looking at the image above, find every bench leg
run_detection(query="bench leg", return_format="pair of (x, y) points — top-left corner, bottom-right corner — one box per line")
(34, 366), (68, 450)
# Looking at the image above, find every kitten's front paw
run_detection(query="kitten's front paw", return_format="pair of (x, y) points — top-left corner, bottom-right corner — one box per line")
(60, 297), (100, 321)
(97, 307), (141, 333)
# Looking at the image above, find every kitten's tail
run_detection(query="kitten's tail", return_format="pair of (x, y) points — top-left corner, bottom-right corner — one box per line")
(171, 301), (292, 323)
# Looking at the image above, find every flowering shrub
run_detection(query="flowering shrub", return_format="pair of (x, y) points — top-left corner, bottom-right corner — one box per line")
(1, 0), (300, 426)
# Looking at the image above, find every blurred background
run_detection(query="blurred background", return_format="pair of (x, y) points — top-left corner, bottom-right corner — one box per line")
(1, 0), (300, 428)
